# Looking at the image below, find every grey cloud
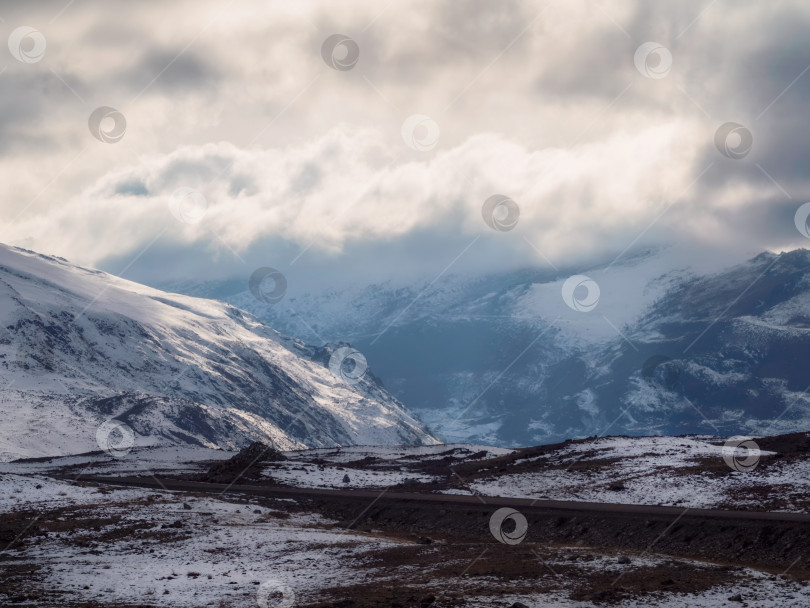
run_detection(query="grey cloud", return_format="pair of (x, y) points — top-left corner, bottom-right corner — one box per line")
(433, 0), (536, 59)
(290, 163), (322, 193)
(689, 6), (810, 225)
(4, 0), (810, 291)
(532, 31), (634, 101)
(81, 19), (152, 47)
(0, 72), (78, 156)
(150, 149), (240, 190)
(228, 174), (258, 198)
(115, 48), (222, 95)
(314, 0), (535, 89)
(729, 9), (810, 115)
(99, 222), (560, 297)
(114, 179), (149, 196)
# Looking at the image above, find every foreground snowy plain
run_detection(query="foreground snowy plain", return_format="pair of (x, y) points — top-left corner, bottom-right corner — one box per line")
(2, 470), (809, 607)
(1, 473), (399, 607)
(2, 433), (810, 606)
(4, 434), (808, 511)
(457, 436), (810, 512)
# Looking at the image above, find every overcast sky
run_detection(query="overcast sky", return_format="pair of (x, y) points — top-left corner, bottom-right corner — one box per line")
(3, 0), (810, 291)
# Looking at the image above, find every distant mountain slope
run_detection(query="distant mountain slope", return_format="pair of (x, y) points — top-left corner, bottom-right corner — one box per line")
(0, 245), (437, 459)
(598, 249), (810, 437)
(172, 248), (810, 447)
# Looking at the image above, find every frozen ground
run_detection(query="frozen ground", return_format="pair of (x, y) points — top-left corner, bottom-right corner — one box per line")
(266, 444), (512, 489)
(6, 435), (808, 512)
(0, 446), (233, 476)
(443, 435), (810, 513)
(2, 474), (809, 607)
(0, 443), (511, 488)
(4, 435), (808, 513)
(2, 434), (810, 607)
(0, 473), (400, 607)
(284, 443), (515, 462)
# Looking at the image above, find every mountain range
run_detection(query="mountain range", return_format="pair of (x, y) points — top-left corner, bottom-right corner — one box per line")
(166, 247), (810, 447)
(5, 240), (809, 457)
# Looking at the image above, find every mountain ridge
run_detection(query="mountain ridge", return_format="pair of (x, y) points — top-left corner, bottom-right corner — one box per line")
(171, 247), (810, 446)
(0, 244), (437, 459)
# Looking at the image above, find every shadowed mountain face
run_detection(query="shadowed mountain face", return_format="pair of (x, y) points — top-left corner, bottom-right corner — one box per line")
(172, 249), (810, 447)
(0, 245), (437, 459)
(602, 249), (810, 438)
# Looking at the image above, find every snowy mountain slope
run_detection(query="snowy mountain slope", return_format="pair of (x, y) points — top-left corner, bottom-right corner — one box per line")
(173, 248), (705, 445)
(517, 249), (810, 443)
(0, 244), (437, 459)
(158, 248), (810, 447)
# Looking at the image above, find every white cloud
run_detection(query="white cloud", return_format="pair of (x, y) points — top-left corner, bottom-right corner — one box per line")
(12, 119), (705, 270)
(3, 0), (810, 283)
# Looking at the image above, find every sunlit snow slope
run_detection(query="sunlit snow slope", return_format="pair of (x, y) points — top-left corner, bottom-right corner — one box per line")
(0, 245), (437, 459)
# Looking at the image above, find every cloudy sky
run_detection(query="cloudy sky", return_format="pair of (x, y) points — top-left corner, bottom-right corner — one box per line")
(3, 0), (810, 291)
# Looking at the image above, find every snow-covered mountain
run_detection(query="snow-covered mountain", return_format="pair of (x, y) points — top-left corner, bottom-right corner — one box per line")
(0, 245), (437, 459)
(166, 248), (810, 447)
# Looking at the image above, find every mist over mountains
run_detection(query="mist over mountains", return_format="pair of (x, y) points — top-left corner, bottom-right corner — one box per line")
(164, 248), (810, 447)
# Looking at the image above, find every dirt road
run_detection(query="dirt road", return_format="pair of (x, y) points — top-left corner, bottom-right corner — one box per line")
(74, 475), (810, 575)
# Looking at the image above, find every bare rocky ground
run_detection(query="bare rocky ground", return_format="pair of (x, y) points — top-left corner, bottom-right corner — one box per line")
(2, 432), (810, 607)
